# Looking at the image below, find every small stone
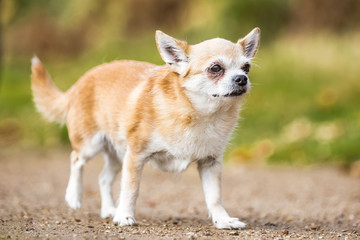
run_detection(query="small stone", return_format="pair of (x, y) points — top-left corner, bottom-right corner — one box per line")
(281, 230), (289, 235)
(74, 218), (81, 222)
(305, 224), (320, 231)
(229, 231), (239, 236)
(88, 225), (94, 228)
(265, 222), (277, 227)
(187, 232), (196, 240)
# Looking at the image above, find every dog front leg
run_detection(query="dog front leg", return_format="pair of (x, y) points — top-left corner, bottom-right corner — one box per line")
(198, 158), (246, 229)
(113, 149), (144, 226)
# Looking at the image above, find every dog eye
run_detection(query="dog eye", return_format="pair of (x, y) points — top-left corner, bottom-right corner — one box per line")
(209, 64), (223, 73)
(241, 63), (250, 74)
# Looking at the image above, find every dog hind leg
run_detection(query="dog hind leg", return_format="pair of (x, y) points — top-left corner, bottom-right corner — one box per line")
(65, 151), (88, 209)
(65, 131), (106, 210)
(99, 150), (122, 218)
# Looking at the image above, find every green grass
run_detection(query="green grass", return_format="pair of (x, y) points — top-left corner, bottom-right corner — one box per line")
(1, 33), (360, 164)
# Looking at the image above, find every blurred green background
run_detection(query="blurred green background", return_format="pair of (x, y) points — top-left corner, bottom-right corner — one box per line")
(1, 0), (360, 166)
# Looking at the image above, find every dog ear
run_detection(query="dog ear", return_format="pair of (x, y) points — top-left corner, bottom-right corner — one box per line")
(155, 30), (189, 74)
(237, 28), (260, 58)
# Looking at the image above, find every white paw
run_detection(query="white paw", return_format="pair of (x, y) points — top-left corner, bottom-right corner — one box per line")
(65, 187), (81, 209)
(213, 217), (246, 229)
(101, 206), (116, 219)
(113, 215), (137, 226)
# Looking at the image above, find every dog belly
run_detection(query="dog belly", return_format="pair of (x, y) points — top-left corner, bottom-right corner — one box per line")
(148, 151), (193, 173)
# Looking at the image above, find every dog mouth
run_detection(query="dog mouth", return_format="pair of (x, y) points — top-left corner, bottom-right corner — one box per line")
(212, 89), (247, 98)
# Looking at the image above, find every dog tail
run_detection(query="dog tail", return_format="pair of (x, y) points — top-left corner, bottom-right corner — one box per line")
(31, 56), (69, 124)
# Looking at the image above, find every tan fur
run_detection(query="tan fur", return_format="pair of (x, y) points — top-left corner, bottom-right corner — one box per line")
(65, 60), (156, 151)
(31, 57), (69, 123)
(32, 56), (198, 152)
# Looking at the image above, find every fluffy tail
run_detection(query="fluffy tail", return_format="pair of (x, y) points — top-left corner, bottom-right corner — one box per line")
(31, 56), (69, 124)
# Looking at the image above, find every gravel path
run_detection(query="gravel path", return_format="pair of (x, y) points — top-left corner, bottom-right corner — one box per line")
(0, 150), (359, 239)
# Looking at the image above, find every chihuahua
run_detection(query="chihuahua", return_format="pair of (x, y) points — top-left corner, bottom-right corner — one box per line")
(31, 28), (260, 229)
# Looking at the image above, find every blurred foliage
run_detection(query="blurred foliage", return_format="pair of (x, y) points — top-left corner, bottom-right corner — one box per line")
(1, 0), (360, 165)
(220, 0), (291, 43)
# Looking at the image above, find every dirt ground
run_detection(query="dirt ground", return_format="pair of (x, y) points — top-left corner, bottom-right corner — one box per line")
(0, 149), (359, 239)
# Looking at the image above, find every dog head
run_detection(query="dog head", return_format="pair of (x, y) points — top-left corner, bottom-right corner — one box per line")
(155, 28), (260, 100)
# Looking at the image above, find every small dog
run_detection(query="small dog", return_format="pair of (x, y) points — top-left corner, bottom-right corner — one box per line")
(31, 28), (260, 229)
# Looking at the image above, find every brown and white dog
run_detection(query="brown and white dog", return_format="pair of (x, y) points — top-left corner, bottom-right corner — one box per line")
(31, 28), (260, 229)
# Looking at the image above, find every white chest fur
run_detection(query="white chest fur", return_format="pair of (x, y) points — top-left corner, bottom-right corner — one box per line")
(147, 110), (238, 173)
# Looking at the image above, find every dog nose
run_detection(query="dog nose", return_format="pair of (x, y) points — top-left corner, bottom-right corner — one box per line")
(233, 75), (248, 86)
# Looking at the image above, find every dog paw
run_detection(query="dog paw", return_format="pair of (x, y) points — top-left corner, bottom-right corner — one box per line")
(113, 215), (137, 227)
(101, 206), (116, 219)
(213, 217), (246, 229)
(65, 187), (81, 209)
(65, 193), (81, 209)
